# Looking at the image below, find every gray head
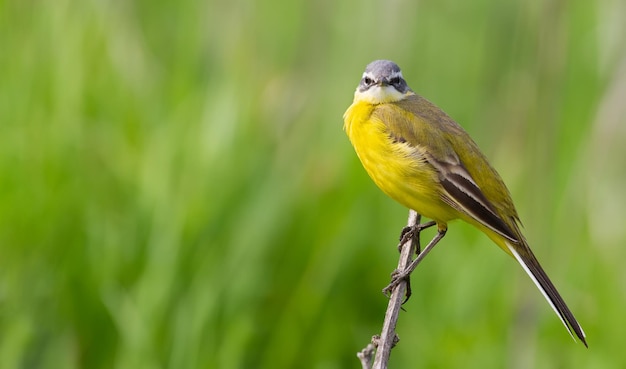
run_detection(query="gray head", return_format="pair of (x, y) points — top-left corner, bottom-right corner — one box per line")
(358, 60), (411, 94)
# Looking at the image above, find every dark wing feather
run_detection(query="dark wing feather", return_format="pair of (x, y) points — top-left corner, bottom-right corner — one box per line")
(428, 155), (519, 242)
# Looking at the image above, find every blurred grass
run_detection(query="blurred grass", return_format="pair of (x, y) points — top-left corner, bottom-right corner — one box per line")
(1, 0), (625, 368)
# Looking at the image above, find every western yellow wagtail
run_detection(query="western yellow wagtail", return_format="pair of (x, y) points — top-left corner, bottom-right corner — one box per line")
(343, 59), (586, 346)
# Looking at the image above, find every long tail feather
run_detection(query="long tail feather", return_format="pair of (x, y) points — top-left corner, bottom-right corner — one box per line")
(506, 241), (587, 347)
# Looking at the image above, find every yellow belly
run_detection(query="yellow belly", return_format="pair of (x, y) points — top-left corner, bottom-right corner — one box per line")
(344, 100), (459, 224)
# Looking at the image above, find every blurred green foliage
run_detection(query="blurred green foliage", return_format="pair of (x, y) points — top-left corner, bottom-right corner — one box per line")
(1, 0), (625, 368)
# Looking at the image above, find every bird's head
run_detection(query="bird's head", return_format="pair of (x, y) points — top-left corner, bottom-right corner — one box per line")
(354, 60), (413, 104)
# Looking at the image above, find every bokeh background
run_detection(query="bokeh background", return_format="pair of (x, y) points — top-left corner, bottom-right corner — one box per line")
(1, 0), (625, 368)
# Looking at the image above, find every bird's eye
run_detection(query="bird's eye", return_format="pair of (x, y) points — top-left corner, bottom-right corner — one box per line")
(363, 77), (373, 85)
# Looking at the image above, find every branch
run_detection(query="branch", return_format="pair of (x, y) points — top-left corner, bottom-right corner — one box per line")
(357, 210), (420, 369)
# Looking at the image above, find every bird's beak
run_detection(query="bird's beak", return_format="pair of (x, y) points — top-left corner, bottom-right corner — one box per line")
(376, 79), (390, 87)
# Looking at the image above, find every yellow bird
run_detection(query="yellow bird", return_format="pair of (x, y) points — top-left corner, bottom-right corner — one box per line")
(343, 60), (587, 346)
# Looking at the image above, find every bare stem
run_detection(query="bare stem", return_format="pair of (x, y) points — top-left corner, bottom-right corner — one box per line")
(357, 210), (420, 369)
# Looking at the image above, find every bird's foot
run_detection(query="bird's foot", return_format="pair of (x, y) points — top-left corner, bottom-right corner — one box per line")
(397, 226), (415, 252)
(397, 220), (437, 254)
(382, 268), (412, 304)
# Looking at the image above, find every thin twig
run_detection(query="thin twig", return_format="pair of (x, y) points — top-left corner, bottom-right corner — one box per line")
(357, 343), (376, 369)
(357, 210), (420, 369)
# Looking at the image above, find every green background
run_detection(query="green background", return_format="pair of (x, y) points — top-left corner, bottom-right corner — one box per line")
(1, 0), (625, 368)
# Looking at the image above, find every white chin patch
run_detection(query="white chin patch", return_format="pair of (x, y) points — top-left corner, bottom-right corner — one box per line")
(355, 85), (406, 104)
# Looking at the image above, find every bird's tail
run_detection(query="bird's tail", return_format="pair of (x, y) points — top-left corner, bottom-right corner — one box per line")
(505, 240), (587, 347)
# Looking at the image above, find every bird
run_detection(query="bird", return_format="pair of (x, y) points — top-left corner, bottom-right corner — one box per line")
(343, 59), (587, 346)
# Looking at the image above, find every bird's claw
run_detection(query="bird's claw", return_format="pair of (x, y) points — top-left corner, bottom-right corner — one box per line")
(397, 226), (415, 252)
(382, 269), (412, 304)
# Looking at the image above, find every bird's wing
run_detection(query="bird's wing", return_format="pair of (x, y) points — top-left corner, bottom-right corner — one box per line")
(381, 95), (520, 242)
(426, 153), (519, 242)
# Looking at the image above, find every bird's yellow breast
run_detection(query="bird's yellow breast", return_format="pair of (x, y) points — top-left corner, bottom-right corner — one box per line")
(343, 100), (457, 223)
